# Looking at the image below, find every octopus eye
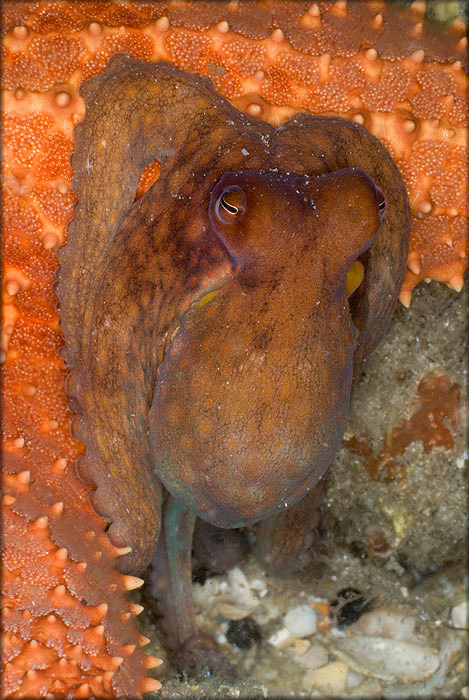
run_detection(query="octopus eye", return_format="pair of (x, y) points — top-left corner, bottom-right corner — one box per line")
(376, 186), (386, 219)
(216, 185), (246, 224)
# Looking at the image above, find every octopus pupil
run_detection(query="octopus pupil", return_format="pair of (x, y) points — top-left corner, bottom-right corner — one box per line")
(220, 195), (238, 215)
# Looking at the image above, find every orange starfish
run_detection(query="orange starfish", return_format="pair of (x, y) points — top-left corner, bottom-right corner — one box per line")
(1, 2), (467, 697)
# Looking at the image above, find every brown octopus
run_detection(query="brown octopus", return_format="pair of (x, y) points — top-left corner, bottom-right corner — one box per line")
(57, 55), (410, 666)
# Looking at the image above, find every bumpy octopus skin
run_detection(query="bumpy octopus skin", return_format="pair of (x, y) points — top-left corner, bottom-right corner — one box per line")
(1, 1), (467, 697)
(57, 54), (407, 574)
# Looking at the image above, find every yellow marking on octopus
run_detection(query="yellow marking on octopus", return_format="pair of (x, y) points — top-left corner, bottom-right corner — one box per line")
(346, 260), (365, 296)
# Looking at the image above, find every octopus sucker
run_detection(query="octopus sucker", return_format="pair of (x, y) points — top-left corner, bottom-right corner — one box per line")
(1, 2), (466, 697)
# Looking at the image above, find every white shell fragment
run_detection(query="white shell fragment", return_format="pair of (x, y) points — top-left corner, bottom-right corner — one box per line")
(192, 577), (220, 610)
(227, 567), (260, 611)
(451, 600), (468, 629)
(302, 661), (349, 694)
(331, 636), (440, 682)
(268, 627), (294, 649)
(284, 604), (317, 637)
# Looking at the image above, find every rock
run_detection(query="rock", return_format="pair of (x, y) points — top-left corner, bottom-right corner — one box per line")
(358, 607), (417, 640)
(451, 600), (468, 629)
(192, 577), (220, 610)
(330, 587), (371, 627)
(226, 617), (262, 649)
(284, 604), (317, 637)
(292, 642), (328, 670)
(346, 669), (364, 688)
(326, 283), (466, 574)
(302, 661), (349, 695)
(249, 577), (268, 598)
(293, 638), (311, 655)
(227, 567), (259, 611)
(267, 627), (293, 649)
(331, 636), (440, 682)
(211, 602), (252, 621)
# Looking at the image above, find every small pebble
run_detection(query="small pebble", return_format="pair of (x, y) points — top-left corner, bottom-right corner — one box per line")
(226, 617), (262, 649)
(330, 588), (371, 627)
(346, 669), (364, 688)
(451, 600), (468, 629)
(193, 577), (220, 609)
(268, 627), (293, 649)
(250, 577), (268, 597)
(358, 607), (417, 640)
(227, 567), (259, 611)
(302, 661), (348, 695)
(293, 638), (311, 655)
(331, 636), (440, 682)
(249, 578), (265, 590)
(284, 604), (317, 637)
(291, 642), (328, 670)
(212, 602), (251, 621)
(256, 604), (280, 625)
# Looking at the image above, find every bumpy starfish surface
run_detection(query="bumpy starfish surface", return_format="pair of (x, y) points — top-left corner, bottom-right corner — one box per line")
(1, 2), (467, 697)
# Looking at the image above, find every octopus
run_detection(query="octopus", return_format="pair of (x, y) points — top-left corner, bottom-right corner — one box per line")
(1, 1), (467, 698)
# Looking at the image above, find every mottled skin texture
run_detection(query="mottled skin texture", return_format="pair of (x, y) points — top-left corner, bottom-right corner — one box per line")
(56, 55), (408, 660)
(1, 2), (466, 697)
